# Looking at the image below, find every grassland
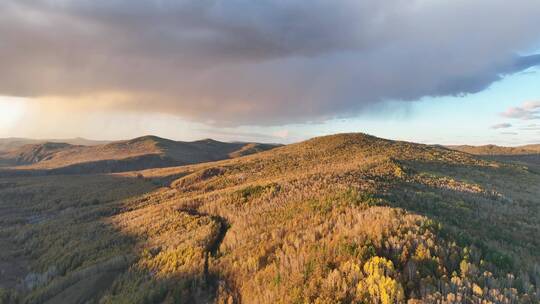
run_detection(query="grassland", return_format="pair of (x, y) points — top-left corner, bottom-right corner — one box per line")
(1, 133), (539, 303)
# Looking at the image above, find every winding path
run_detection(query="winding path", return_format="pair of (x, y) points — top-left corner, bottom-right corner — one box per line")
(177, 207), (230, 286)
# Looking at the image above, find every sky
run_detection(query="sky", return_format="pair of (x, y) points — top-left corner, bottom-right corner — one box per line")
(0, 0), (539, 145)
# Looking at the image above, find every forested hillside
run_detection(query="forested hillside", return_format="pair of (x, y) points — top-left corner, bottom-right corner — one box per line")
(1, 133), (539, 303)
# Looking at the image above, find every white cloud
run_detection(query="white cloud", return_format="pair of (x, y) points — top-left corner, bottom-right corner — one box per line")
(500, 131), (518, 135)
(272, 130), (290, 139)
(519, 123), (540, 130)
(501, 101), (540, 120)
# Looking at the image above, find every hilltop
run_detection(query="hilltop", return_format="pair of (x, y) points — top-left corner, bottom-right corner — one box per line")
(0, 136), (278, 175)
(0, 133), (539, 303)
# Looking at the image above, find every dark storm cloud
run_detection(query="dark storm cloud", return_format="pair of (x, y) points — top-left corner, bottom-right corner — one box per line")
(1, 0), (540, 125)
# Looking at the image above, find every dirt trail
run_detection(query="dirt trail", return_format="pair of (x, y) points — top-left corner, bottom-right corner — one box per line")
(172, 180), (238, 302)
(177, 208), (230, 285)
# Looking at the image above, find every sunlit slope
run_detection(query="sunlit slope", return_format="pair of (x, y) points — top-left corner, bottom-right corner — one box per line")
(1, 133), (539, 303)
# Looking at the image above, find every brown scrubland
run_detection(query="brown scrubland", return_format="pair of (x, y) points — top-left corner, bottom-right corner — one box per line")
(0, 133), (539, 303)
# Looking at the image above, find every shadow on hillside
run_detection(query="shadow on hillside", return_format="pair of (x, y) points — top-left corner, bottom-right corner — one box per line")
(482, 154), (540, 173)
(0, 174), (150, 301)
(0, 154), (183, 177)
(0, 173), (234, 303)
(385, 159), (540, 269)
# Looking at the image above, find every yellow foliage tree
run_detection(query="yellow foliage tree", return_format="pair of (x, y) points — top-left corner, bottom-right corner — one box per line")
(357, 256), (405, 304)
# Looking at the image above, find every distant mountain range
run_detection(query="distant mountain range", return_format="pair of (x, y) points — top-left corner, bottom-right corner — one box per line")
(446, 144), (540, 172)
(447, 144), (540, 155)
(0, 135), (279, 175)
(0, 137), (110, 152)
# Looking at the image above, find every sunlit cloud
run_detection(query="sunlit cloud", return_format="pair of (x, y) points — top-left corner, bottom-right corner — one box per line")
(0, 96), (28, 132)
(501, 101), (540, 120)
(272, 130), (290, 139)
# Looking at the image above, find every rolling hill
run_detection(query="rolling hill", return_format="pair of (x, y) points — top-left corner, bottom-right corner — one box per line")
(0, 136), (278, 175)
(448, 144), (540, 155)
(0, 138), (110, 153)
(0, 133), (539, 303)
(448, 144), (540, 172)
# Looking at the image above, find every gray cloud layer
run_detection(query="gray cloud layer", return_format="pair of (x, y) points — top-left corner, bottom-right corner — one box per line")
(1, 0), (540, 125)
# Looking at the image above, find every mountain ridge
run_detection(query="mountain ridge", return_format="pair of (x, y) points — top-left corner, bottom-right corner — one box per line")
(447, 144), (540, 155)
(0, 135), (279, 174)
(0, 137), (110, 152)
